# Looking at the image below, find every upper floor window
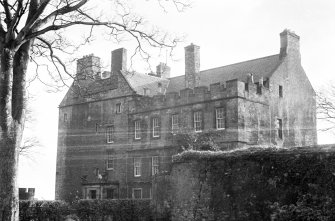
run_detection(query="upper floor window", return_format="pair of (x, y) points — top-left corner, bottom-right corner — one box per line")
(244, 82), (249, 92)
(106, 152), (114, 170)
(171, 114), (179, 133)
(132, 188), (142, 199)
(277, 119), (283, 139)
(116, 103), (122, 113)
(63, 113), (67, 122)
(106, 126), (114, 143)
(134, 158), (141, 177)
(216, 108), (225, 130)
(279, 85), (283, 98)
(152, 117), (160, 138)
(135, 120), (141, 140)
(152, 156), (159, 176)
(194, 111), (202, 132)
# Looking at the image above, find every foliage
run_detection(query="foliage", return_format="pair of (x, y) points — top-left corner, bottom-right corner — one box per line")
(172, 146), (335, 220)
(173, 130), (221, 151)
(19, 199), (164, 221)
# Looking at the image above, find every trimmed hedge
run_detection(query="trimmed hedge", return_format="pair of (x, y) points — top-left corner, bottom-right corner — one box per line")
(19, 199), (156, 221)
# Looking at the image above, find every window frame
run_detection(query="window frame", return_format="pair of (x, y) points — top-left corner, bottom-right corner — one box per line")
(152, 117), (160, 138)
(89, 190), (97, 199)
(134, 120), (141, 140)
(63, 113), (67, 122)
(152, 156), (159, 176)
(279, 85), (283, 98)
(193, 111), (202, 132)
(106, 126), (114, 143)
(134, 158), (141, 177)
(132, 188), (142, 199)
(171, 114), (179, 133)
(116, 103), (121, 113)
(277, 118), (283, 139)
(106, 152), (114, 170)
(215, 108), (225, 130)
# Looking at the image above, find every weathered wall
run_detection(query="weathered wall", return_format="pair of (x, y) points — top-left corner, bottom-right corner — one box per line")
(168, 146), (335, 221)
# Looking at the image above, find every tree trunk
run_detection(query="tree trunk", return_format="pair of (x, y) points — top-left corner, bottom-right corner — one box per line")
(0, 42), (31, 221)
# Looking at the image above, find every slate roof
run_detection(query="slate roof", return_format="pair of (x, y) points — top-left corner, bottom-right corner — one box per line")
(122, 71), (169, 96)
(166, 54), (281, 93)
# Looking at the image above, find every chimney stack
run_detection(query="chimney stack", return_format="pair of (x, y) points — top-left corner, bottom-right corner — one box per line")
(111, 48), (127, 73)
(156, 63), (171, 78)
(76, 54), (101, 81)
(185, 43), (200, 89)
(279, 29), (300, 60)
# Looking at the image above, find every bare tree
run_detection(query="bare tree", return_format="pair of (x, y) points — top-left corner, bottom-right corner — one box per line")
(0, 0), (189, 220)
(317, 85), (335, 132)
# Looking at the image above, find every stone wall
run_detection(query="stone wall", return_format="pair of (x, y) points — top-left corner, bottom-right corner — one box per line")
(167, 146), (335, 221)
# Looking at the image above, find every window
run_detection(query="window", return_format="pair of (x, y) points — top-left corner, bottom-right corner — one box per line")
(95, 123), (99, 133)
(116, 103), (121, 113)
(194, 111), (202, 132)
(89, 190), (97, 199)
(244, 82), (249, 92)
(64, 113), (67, 122)
(216, 108), (225, 130)
(277, 119), (283, 139)
(152, 117), (160, 137)
(106, 188), (114, 199)
(106, 126), (114, 143)
(135, 120), (141, 140)
(152, 156), (159, 175)
(132, 188), (142, 199)
(106, 152), (114, 170)
(171, 114), (179, 133)
(279, 85), (283, 98)
(134, 158), (141, 177)
(256, 83), (262, 95)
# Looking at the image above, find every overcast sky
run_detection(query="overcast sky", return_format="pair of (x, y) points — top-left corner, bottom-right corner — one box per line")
(18, 0), (335, 200)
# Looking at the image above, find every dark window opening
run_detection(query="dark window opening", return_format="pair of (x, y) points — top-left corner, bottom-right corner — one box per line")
(279, 85), (283, 97)
(116, 103), (121, 113)
(106, 188), (114, 199)
(256, 83), (262, 95)
(90, 190), (97, 199)
(64, 113), (67, 122)
(277, 119), (283, 139)
(245, 83), (249, 92)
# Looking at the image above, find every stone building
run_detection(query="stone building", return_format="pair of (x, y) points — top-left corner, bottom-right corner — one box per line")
(55, 30), (317, 201)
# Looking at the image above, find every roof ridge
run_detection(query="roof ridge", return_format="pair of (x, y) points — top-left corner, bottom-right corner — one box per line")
(200, 54), (279, 73)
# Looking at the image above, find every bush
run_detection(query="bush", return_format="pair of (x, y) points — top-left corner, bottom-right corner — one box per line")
(19, 199), (158, 221)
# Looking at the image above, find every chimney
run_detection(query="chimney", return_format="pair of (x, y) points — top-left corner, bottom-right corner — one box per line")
(279, 29), (300, 60)
(156, 62), (171, 78)
(111, 48), (127, 73)
(185, 43), (200, 89)
(76, 54), (101, 81)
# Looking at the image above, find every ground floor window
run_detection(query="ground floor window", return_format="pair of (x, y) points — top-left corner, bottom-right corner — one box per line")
(132, 188), (142, 199)
(106, 188), (114, 199)
(89, 190), (97, 199)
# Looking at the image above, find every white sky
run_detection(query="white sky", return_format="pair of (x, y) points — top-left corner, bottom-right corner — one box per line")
(18, 0), (335, 200)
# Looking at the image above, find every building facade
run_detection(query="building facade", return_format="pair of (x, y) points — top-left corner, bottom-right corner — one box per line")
(55, 30), (317, 202)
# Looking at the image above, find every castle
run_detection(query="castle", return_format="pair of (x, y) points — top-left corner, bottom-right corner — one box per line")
(55, 30), (317, 201)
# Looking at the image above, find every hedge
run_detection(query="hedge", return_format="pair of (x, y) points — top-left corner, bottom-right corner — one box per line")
(19, 199), (158, 221)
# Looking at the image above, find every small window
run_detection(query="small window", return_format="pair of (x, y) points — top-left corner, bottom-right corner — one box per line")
(135, 120), (141, 140)
(106, 152), (114, 170)
(171, 114), (179, 133)
(134, 158), (141, 177)
(106, 188), (114, 199)
(152, 118), (160, 138)
(132, 188), (142, 199)
(143, 88), (150, 96)
(277, 119), (283, 139)
(94, 168), (100, 176)
(194, 111), (202, 132)
(64, 113), (67, 122)
(216, 108), (225, 130)
(256, 83), (262, 95)
(116, 103), (121, 113)
(152, 156), (159, 176)
(106, 126), (114, 143)
(89, 190), (97, 199)
(244, 83), (249, 92)
(279, 85), (283, 98)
